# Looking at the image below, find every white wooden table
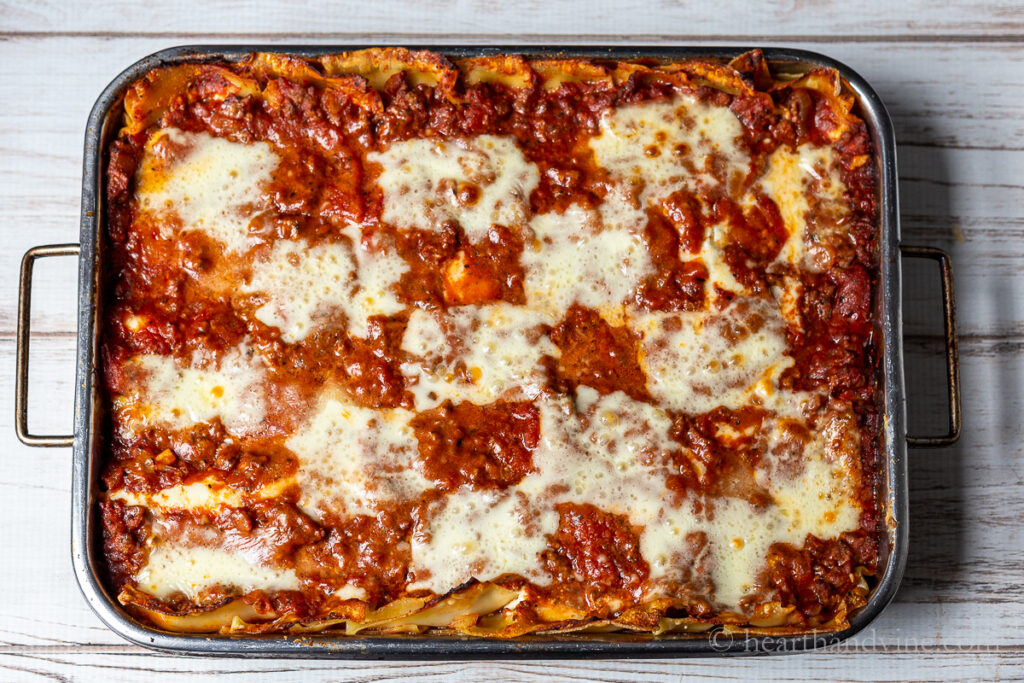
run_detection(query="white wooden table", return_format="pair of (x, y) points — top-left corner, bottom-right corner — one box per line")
(1, 2), (1022, 680)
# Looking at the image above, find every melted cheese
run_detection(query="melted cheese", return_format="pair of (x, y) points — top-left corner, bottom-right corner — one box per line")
(758, 143), (848, 270)
(698, 221), (748, 296)
(569, 402), (859, 607)
(286, 397), (429, 520)
(109, 476), (292, 511)
(246, 239), (356, 342)
(400, 304), (557, 411)
(116, 342), (267, 437)
(633, 299), (799, 415)
(639, 501), (707, 586)
(518, 391), (676, 524)
(590, 95), (749, 203)
(137, 128), (278, 253)
(410, 489), (558, 594)
(110, 477), (244, 510)
(705, 437), (861, 607)
(244, 228), (406, 342)
(334, 584), (369, 601)
(341, 223), (410, 332)
(522, 203), (652, 322)
(369, 135), (540, 241)
(136, 542), (300, 601)
(400, 308), (450, 358)
(638, 402), (861, 606)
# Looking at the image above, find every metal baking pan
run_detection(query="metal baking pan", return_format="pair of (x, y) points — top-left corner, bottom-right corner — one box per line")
(15, 45), (961, 658)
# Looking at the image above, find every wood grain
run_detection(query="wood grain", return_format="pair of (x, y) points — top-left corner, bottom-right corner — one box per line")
(0, 17), (1021, 681)
(1, 650), (1023, 683)
(3, 0), (1024, 38)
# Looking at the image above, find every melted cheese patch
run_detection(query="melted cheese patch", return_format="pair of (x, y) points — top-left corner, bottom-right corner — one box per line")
(639, 502), (706, 585)
(522, 204), (652, 321)
(109, 476), (292, 511)
(246, 239), (355, 342)
(117, 343), (267, 437)
(615, 405), (858, 606)
(334, 584), (369, 601)
(705, 437), (861, 607)
(518, 391), (677, 524)
(341, 224), (410, 332)
(634, 299), (795, 415)
(400, 304), (557, 411)
(287, 397), (429, 519)
(639, 401), (861, 606)
(369, 135), (540, 241)
(137, 128), (278, 254)
(590, 95), (749, 202)
(410, 489), (558, 594)
(400, 308), (451, 358)
(758, 143), (848, 270)
(698, 221), (748, 296)
(136, 542), (300, 601)
(110, 477), (244, 510)
(245, 228), (406, 342)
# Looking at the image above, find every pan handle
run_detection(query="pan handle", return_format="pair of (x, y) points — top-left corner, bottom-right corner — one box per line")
(900, 244), (961, 447)
(16, 244), (81, 447)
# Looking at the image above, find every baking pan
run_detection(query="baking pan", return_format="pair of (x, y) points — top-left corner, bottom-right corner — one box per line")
(15, 45), (961, 658)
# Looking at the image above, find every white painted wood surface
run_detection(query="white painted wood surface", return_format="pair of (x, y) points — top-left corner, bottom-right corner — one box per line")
(1, 1), (1023, 679)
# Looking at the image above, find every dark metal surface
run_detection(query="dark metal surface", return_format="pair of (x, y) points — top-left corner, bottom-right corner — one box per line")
(900, 245), (962, 447)
(21, 44), (936, 657)
(15, 244), (80, 447)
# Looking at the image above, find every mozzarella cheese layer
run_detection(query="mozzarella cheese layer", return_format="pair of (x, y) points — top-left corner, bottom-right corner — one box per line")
(137, 128), (278, 254)
(368, 135), (540, 242)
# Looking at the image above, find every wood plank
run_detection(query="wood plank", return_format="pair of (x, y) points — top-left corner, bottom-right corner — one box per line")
(2, 0), (1024, 39)
(0, 649), (1022, 681)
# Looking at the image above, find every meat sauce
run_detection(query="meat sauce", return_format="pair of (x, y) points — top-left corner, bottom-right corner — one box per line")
(101, 52), (880, 630)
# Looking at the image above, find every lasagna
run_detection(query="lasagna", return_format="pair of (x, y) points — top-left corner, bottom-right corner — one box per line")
(100, 49), (881, 637)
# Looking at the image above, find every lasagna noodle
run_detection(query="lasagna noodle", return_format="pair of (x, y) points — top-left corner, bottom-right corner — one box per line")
(102, 49), (880, 637)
